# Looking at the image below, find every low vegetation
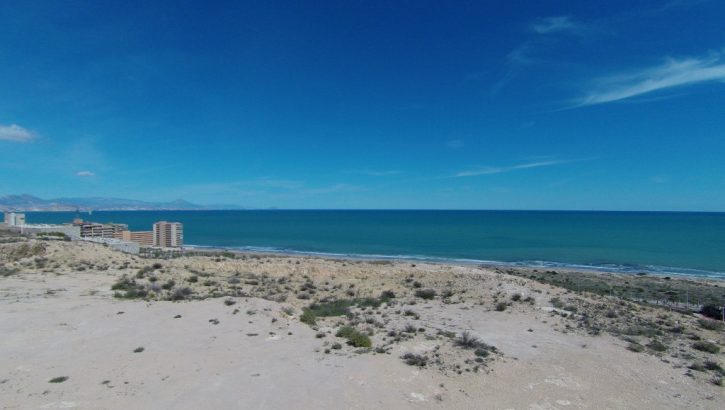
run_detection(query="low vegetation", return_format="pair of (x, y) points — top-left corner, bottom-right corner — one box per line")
(336, 326), (372, 348)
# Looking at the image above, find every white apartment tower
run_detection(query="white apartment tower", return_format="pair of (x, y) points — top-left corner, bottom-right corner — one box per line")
(3, 212), (26, 226)
(153, 221), (183, 247)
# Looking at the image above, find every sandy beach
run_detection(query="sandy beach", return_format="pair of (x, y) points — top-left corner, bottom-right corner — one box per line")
(1, 236), (724, 409)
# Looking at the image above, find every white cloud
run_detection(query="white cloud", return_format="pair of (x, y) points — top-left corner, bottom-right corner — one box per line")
(576, 51), (725, 106)
(531, 16), (580, 34)
(0, 124), (35, 142)
(455, 160), (570, 177)
(76, 171), (95, 177)
(349, 170), (401, 177)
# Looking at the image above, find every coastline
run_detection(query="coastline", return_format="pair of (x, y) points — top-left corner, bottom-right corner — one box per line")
(2, 235), (724, 408)
(181, 243), (725, 280)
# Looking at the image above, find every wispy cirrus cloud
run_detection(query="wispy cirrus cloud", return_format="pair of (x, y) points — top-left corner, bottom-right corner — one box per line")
(455, 159), (574, 177)
(348, 170), (401, 177)
(531, 16), (581, 34)
(76, 171), (95, 177)
(575, 51), (725, 107)
(0, 124), (36, 142)
(492, 16), (585, 96)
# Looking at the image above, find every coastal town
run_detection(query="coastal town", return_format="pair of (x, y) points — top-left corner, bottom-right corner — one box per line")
(2, 211), (182, 254)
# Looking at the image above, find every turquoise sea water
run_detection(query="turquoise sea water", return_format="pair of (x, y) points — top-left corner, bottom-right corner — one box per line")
(24, 210), (725, 278)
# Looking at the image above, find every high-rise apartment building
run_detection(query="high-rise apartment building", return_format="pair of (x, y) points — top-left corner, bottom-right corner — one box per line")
(153, 221), (183, 247)
(3, 212), (26, 226)
(115, 230), (154, 247)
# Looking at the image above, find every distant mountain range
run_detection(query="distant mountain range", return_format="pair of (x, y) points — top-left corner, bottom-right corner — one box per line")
(0, 194), (243, 211)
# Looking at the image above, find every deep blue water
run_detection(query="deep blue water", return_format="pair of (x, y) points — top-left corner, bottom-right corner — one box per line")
(24, 210), (725, 278)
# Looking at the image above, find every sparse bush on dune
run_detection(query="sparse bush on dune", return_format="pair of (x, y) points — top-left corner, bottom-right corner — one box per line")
(628, 342), (645, 353)
(647, 339), (668, 352)
(700, 305), (723, 321)
(693, 341), (720, 354)
(401, 353), (428, 366)
(336, 326), (372, 348)
(169, 287), (193, 301)
(415, 289), (436, 300)
(698, 318), (724, 331)
(300, 308), (317, 325)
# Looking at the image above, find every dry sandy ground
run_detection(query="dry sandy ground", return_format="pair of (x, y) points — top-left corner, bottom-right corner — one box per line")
(2, 266), (722, 409)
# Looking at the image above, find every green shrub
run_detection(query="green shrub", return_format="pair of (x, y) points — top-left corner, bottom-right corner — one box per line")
(495, 302), (507, 311)
(704, 360), (723, 372)
(401, 353), (427, 366)
(380, 290), (396, 300)
(700, 305), (723, 321)
(169, 287), (193, 301)
(336, 326), (371, 348)
(693, 341), (720, 354)
(550, 297), (565, 309)
(647, 340), (668, 352)
(300, 308), (317, 326)
(49, 376), (69, 383)
(414, 289), (437, 300)
(698, 318), (724, 331)
(628, 342), (645, 353)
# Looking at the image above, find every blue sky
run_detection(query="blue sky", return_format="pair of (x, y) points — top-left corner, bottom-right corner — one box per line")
(1, 0), (724, 210)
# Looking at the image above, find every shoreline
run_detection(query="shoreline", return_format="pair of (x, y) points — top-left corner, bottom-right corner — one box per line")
(180, 243), (725, 280)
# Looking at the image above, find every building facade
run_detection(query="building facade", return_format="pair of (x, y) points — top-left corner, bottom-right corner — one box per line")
(3, 212), (26, 226)
(153, 221), (183, 247)
(115, 230), (154, 247)
(74, 221), (128, 238)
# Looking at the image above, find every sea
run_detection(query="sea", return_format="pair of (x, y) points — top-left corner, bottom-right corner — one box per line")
(24, 210), (725, 279)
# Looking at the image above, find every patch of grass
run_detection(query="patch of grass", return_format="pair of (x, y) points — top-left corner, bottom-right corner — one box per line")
(454, 331), (497, 355)
(693, 341), (720, 354)
(704, 360), (723, 373)
(161, 280), (176, 290)
(455, 331), (481, 348)
(111, 276), (148, 299)
(401, 353), (428, 367)
(300, 308), (317, 326)
(224, 298), (236, 306)
(403, 323), (417, 333)
(511, 293), (522, 302)
(133, 347), (144, 353)
(474, 348), (490, 358)
(49, 376), (69, 383)
(336, 326), (372, 348)
(380, 290), (396, 300)
(647, 339), (668, 352)
(414, 289), (437, 300)
(550, 297), (565, 309)
(495, 302), (507, 311)
(698, 318), (724, 331)
(305, 296), (392, 319)
(169, 287), (193, 301)
(627, 342), (645, 353)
